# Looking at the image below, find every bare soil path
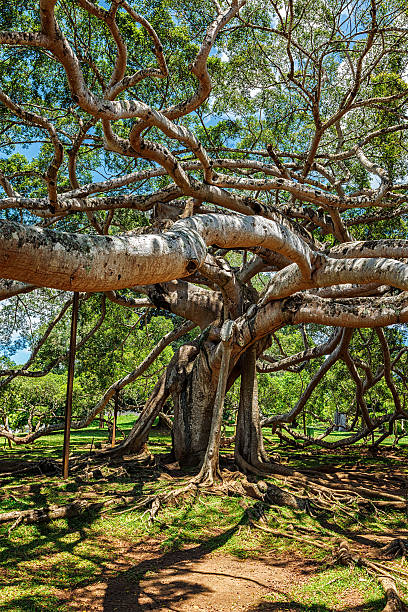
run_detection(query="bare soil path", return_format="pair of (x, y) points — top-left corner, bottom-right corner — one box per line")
(59, 538), (368, 612)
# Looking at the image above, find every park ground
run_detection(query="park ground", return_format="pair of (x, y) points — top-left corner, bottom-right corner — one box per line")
(1, 416), (408, 611)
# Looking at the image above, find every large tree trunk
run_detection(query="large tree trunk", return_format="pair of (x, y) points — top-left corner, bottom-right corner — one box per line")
(192, 321), (235, 485)
(106, 344), (199, 458)
(235, 344), (271, 474)
(172, 347), (218, 467)
(172, 332), (273, 471)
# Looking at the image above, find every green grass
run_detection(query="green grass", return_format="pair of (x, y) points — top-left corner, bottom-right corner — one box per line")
(2, 417), (407, 466)
(3, 487), (403, 611)
(257, 566), (384, 611)
(0, 415), (137, 463)
(1, 419), (408, 611)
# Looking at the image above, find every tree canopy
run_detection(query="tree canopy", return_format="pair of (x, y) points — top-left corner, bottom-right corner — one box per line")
(1, 0), (408, 480)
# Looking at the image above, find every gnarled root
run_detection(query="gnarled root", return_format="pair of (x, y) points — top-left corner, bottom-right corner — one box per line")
(234, 450), (293, 477)
(126, 483), (198, 522)
(264, 481), (311, 511)
(332, 539), (358, 566)
(221, 477), (311, 512)
(383, 539), (408, 559)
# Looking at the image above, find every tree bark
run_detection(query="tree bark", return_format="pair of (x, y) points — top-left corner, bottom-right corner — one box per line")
(193, 321), (235, 485)
(172, 343), (219, 467)
(106, 343), (198, 458)
(235, 344), (270, 473)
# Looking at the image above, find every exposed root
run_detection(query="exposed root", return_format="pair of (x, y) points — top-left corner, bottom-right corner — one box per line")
(245, 512), (408, 612)
(333, 540), (408, 611)
(231, 476), (307, 509)
(248, 518), (328, 550)
(384, 539), (408, 559)
(191, 461), (221, 488)
(332, 539), (358, 566)
(7, 516), (23, 535)
(117, 483), (199, 521)
(378, 576), (407, 612)
(234, 450), (293, 477)
(247, 517), (408, 612)
(123, 469), (313, 524)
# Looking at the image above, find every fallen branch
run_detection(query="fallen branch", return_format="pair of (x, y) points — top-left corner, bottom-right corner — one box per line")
(0, 499), (106, 525)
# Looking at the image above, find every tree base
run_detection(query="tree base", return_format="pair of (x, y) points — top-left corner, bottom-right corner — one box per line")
(234, 450), (294, 477)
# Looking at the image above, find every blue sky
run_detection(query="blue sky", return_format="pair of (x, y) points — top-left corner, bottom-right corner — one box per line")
(12, 348), (30, 365)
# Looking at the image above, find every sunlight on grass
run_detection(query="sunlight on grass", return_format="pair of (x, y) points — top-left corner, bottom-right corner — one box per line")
(291, 566), (382, 610)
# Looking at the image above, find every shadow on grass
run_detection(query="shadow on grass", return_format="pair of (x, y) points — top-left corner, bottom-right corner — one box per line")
(1, 436), (406, 612)
(94, 520), (387, 612)
(0, 512), (102, 611)
(0, 464), (162, 611)
(1, 506), (250, 611)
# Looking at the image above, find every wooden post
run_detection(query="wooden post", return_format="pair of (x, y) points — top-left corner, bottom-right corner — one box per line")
(62, 292), (79, 479)
(4, 418), (12, 448)
(112, 391), (119, 447)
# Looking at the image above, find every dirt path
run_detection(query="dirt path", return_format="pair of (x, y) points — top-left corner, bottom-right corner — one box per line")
(59, 538), (367, 612)
(62, 547), (304, 611)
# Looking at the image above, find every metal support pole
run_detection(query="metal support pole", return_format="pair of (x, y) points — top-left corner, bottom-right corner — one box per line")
(112, 390), (119, 447)
(62, 292), (79, 479)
